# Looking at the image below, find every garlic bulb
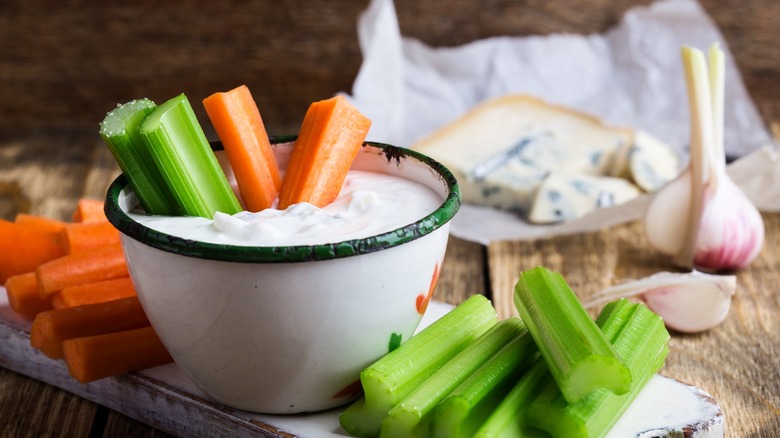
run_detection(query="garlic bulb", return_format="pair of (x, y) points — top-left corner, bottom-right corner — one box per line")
(584, 270), (736, 333)
(644, 44), (764, 272)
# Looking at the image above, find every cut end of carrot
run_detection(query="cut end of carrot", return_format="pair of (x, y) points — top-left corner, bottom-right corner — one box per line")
(5, 272), (52, 319)
(30, 296), (150, 360)
(0, 219), (67, 285)
(72, 199), (107, 223)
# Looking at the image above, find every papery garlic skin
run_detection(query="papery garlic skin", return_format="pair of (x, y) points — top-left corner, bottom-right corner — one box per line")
(693, 178), (764, 271)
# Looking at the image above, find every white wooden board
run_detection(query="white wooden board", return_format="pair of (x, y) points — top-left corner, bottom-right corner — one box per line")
(0, 288), (723, 437)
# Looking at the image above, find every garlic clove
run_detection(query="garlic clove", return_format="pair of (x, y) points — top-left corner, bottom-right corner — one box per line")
(584, 270), (736, 333)
(642, 273), (735, 333)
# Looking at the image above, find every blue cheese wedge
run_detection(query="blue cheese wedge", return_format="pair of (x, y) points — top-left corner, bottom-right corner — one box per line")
(528, 171), (641, 223)
(628, 130), (682, 191)
(411, 95), (679, 222)
(611, 130), (682, 191)
(412, 95), (634, 212)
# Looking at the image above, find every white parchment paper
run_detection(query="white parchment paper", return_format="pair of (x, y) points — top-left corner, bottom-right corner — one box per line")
(342, 0), (779, 243)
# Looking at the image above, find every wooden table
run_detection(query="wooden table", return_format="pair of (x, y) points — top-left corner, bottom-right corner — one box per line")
(1, 1), (778, 436)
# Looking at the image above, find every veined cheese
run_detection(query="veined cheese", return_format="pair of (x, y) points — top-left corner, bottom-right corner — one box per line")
(628, 131), (682, 191)
(411, 95), (679, 223)
(529, 171), (641, 223)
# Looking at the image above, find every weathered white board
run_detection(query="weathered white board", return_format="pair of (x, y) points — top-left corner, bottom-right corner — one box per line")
(0, 290), (723, 437)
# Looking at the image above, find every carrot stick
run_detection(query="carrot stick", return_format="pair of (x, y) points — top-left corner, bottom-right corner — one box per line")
(54, 277), (136, 308)
(30, 296), (150, 359)
(277, 95), (371, 209)
(0, 219), (67, 284)
(62, 221), (122, 254)
(72, 199), (107, 223)
(49, 292), (66, 310)
(203, 85), (281, 212)
(63, 326), (173, 383)
(5, 272), (52, 318)
(14, 213), (67, 234)
(35, 244), (128, 298)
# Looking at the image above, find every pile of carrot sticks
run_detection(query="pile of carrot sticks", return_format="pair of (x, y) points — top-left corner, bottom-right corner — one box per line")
(1, 199), (172, 383)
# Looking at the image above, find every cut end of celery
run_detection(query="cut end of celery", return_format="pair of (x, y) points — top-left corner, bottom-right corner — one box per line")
(99, 98), (156, 138)
(340, 397), (384, 438)
(381, 403), (428, 438)
(138, 94), (187, 133)
(527, 384), (589, 437)
(565, 355), (632, 400)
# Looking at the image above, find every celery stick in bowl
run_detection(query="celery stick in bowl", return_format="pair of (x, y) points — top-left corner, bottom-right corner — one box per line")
(138, 93), (241, 219)
(99, 98), (180, 216)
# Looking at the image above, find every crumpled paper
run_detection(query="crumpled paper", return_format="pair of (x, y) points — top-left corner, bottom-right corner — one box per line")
(342, 0), (778, 244)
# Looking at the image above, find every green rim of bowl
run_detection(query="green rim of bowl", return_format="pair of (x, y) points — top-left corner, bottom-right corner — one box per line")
(104, 136), (462, 263)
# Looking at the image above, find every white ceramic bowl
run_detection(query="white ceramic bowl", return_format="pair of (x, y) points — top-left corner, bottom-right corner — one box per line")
(104, 138), (461, 414)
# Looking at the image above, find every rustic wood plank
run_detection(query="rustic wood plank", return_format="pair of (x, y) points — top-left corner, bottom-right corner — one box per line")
(436, 236), (487, 306)
(0, 1), (778, 136)
(103, 411), (174, 438)
(487, 213), (780, 438)
(0, 367), (97, 436)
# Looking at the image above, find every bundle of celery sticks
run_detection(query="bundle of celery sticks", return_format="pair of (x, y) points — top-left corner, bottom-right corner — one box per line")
(340, 266), (670, 438)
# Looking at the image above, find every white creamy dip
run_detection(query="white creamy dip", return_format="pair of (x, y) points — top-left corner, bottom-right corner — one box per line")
(129, 170), (443, 246)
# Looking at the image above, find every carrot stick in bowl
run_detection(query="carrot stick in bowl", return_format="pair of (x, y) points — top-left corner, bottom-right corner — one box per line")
(203, 85), (281, 212)
(63, 326), (173, 383)
(278, 95), (371, 209)
(30, 296), (150, 359)
(35, 244), (128, 298)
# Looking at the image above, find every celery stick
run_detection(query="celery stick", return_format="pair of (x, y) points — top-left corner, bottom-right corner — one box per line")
(339, 294), (497, 438)
(99, 99), (180, 215)
(381, 317), (526, 438)
(527, 299), (670, 438)
(139, 93), (241, 218)
(473, 357), (551, 438)
(514, 266), (631, 402)
(431, 328), (537, 438)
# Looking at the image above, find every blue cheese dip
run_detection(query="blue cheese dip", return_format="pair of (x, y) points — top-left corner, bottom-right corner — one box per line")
(128, 170), (442, 246)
